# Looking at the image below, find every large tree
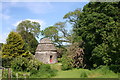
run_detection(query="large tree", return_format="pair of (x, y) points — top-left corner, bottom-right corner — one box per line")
(19, 31), (38, 55)
(41, 26), (60, 45)
(64, 2), (120, 68)
(17, 20), (41, 38)
(42, 22), (71, 46)
(16, 20), (39, 54)
(2, 32), (26, 67)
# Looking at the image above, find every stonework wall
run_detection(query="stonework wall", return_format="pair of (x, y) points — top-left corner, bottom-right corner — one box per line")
(35, 51), (57, 64)
(35, 38), (57, 64)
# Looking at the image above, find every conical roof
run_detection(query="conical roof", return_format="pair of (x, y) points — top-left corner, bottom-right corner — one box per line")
(36, 38), (56, 52)
(40, 38), (52, 43)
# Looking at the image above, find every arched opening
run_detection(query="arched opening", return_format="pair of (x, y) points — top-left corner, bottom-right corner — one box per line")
(50, 55), (53, 63)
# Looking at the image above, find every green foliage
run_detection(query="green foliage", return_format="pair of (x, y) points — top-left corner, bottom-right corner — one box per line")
(17, 20), (40, 38)
(42, 26), (58, 38)
(89, 65), (118, 78)
(92, 43), (111, 66)
(56, 46), (67, 58)
(54, 67), (118, 78)
(27, 59), (43, 74)
(12, 71), (30, 78)
(42, 22), (72, 46)
(64, 2), (120, 68)
(61, 55), (73, 70)
(109, 65), (120, 73)
(19, 31), (38, 55)
(2, 32), (26, 67)
(16, 20), (39, 55)
(11, 56), (29, 72)
(2, 69), (8, 78)
(2, 32), (25, 58)
(63, 8), (82, 24)
(0, 43), (3, 50)
(11, 56), (42, 72)
(50, 63), (62, 71)
(41, 26), (60, 45)
(95, 66), (112, 75)
(2, 58), (12, 68)
(30, 64), (57, 78)
(11, 56), (57, 78)
(83, 2), (120, 22)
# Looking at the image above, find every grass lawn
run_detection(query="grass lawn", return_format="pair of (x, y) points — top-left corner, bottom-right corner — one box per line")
(53, 68), (119, 78)
(53, 69), (89, 78)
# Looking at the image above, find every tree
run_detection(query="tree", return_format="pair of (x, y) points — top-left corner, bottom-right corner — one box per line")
(16, 20), (39, 55)
(2, 32), (26, 67)
(19, 31), (38, 55)
(63, 8), (82, 24)
(17, 20), (41, 38)
(64, 2), (120, 68)
(82, 2), (120, 67)
(0, 43), (3, 50)
(41, 26), (60, 45)
(67, 42), (85, 68)
(42, 22), (71, 46)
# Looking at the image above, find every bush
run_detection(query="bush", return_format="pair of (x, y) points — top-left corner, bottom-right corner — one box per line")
(30, 64), (57, 78)
(11, 56), (57, 78)
(61, 55), (73, 70)
(2, 69), (8, 78)
(11, 56), (43, 72)
(11, 56), (29, 72)
(27, 59), (42, 73)
(109, 65), (120, 73)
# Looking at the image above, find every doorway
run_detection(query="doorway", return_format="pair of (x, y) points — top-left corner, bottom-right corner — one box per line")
(50, 55), (53, 63)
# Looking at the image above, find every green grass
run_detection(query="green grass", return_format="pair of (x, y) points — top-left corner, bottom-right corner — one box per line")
(50, 63), (62, 71)
(52, 68), (119, 78)
(53, 68), (90, 78)
(0, 69), (2, 79)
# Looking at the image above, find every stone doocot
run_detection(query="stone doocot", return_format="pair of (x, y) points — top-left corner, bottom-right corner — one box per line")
(35, 38), (57, 64)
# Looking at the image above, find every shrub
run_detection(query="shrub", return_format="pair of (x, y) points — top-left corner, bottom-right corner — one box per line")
(27, 59), (42, 73)
(30, 64), (57, 78)
(11, 56), (43, 72)
(61, 55), (73, 70)
(11, 56), (29, 72)
(109, 65), (120, 73)
(40, 64), (57, 77)
(2, 69), (8, 78)
(11, 56), (57, 78)
(50, 63), (62, 71)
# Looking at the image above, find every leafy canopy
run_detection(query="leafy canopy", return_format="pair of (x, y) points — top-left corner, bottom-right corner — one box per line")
(17, 20), (41, 38)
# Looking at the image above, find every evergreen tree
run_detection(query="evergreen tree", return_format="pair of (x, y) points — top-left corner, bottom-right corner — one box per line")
(2, 31), (26, 67)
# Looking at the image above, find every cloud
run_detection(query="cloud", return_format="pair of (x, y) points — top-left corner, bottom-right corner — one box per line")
(13, 19), (46, 30)
(0, 13), (11, 20)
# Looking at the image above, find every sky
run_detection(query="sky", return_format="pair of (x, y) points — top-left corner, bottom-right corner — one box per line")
(0, 1), (89, 43)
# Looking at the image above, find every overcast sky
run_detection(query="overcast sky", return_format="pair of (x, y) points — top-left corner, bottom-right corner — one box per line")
(0, 1), (89, 43)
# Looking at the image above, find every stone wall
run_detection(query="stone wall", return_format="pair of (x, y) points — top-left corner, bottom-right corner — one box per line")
(35, 51), (57, 64)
